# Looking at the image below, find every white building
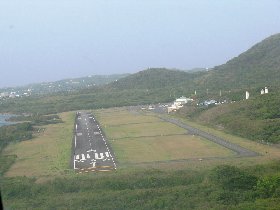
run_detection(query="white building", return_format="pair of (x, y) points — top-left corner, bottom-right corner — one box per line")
(175, 96), (193, 105)
(245, 91), (250, 100)
(264, 87), (268, 94)
(0, 92), (9, 97)
(168, 96), (193, 113)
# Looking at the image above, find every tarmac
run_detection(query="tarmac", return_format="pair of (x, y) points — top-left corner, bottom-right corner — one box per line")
(71, 111), (116, 173)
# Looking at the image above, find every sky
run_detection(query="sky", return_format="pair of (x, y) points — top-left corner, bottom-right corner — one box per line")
(0, 0), (280, 88)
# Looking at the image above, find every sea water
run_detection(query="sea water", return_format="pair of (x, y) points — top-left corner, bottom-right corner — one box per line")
(0, 114), (15, 127)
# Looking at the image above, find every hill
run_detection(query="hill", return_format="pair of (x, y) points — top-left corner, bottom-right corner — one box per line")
(0, 74), (129, 96)
(199, 33), (280, 90)
(107, 68), (200, 90)
(0, 68), (205, 114)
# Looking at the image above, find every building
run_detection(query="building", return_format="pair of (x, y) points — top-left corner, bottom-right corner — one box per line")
(245, 91), (250, 100)
(261, 87), (268, 95)
(0, 92), (9, 98)
(175, 96), (193, 105)
(167, 96), (194, 113)
(264, 87), (268, 94)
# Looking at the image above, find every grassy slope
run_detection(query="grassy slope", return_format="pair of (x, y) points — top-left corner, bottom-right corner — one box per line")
(199, 33), (280, 90)
(183, 91), (280, 143)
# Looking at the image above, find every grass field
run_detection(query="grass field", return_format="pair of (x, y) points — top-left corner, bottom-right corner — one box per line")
(4, 107), (280, 179)
(3, 112), (75, 180)
(94, 108), (235, 165)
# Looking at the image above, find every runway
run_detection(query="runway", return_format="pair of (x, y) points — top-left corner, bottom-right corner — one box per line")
(72, 111), (116, 173)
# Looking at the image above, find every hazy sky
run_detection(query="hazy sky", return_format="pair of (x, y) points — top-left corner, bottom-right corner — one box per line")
(0, 0), (280, 87)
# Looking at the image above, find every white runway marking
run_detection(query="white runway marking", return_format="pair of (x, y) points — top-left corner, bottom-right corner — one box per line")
(87, 149), (95, 152)
(81, 154), (86, 161)
(87, 154), (90, 159)
(76, 155), (79, 160)
(95, 153), (104, 160)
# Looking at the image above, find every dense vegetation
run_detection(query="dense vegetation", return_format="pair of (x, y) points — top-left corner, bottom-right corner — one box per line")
(199, 33), (280, 90)
(0, 74), (129, 95)
(0, 123), (33, 176)
(0, 123), (33, 153)
(0, 68), (205, 115)
(2, 162), (280, 209)
(9, 114), (62, 125)
(107, 68), (201, 90)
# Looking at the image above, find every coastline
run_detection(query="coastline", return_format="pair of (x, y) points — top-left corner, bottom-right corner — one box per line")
(0, 114), (17, 127)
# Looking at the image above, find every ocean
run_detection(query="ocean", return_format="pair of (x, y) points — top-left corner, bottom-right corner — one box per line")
(0, 114), (15, 127)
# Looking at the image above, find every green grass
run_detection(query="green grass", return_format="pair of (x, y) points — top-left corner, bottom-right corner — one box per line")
(3, 112), (75, 180)
(94, 108), (234, 165)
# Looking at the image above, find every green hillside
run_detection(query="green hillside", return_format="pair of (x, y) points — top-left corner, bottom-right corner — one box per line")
(199, 33), (280, 90)
(0, 69), (201, 114)
(180, 90), (280, 143)
(107, 68), (200, 90)
(0, 74), (129, 95)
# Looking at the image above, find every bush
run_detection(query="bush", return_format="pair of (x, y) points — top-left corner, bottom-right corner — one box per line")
(211, 165), (258, 191)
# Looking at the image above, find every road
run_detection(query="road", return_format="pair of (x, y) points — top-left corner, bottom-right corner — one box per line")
(72, 111), (116, 173)
(158, 115), (259, 157)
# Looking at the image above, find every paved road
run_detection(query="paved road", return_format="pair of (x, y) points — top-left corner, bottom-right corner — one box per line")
(158, 115), (259, 157)
(72, 111), (116, 173)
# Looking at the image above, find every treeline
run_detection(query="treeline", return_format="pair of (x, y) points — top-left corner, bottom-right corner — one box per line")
(0, 123), (33, 176)
(9, 114), (62, 125)
(2, 163), (280, 209)
(0, 123), (33, 153)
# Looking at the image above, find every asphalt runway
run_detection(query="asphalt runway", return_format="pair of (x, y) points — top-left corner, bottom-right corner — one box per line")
(158, 115), (259, 157)
(72, 111), (116, 173)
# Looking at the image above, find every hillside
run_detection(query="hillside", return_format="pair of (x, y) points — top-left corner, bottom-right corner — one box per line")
(178, 90), (280, 143)
(199, 33), (280, 90)
(107, 68), (201, 90)
(0, 68), (202, 114)
(0, 74), (129, 96)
